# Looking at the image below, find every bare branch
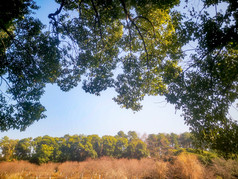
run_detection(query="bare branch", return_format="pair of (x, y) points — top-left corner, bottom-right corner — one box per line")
(183, 48), (197, 52)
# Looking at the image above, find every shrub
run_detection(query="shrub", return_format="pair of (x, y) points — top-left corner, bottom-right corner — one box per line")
(171, 153), (205, 179)
(211, 158), (238, 179)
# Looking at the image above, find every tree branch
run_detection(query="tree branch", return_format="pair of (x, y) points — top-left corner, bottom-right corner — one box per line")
(48, 0), (65, 20)
(48, 0), (65, 36)
(134, 16), (157, 41)
(119, 0), (149, 68)
(126, 18), (132, 54)
(91, 0), (104, 47)
(1, 76), (11, 88)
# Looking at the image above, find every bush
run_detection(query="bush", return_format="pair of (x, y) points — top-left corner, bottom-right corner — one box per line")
(172, 148), (218, 165)
(211, 158), (238, 179)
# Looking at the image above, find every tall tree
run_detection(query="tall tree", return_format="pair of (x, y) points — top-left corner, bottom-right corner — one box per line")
(101, 135), (117, 157)
(146, 134), (159, 158)
(157, 133), (170, 157)
(0, 1), (63, 131)
(170, 133), (179, 149)
(15, 137), (32, 160)
(63, 135), (83, 161)
(127, 131), (139, 141)
(165, 0), (238, 157)
(116, 131), (127, 138)
(125, 139), (148, 159)
(80, 136), (98, 160)
(114, 136), (128, 158)
(31, 136), (59, 164)
(87, 134), (102, 157)
(0, 136), (18, 161)
(179, 132), (193, 149)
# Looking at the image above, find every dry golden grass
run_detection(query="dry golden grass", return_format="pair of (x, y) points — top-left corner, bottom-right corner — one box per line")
(0, 158), (166, 178)
(155, 161), (168, 179)
(0, 160), (37, 178)
(0, 155), (234, 179)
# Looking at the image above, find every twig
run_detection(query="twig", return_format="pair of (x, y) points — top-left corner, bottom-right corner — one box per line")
(1, 76), (11, 88)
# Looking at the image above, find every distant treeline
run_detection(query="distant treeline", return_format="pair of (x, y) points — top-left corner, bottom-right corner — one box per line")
(0, 131), (195, 164)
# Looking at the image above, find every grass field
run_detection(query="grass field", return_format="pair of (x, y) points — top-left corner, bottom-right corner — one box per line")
(0, 154), (237, 179)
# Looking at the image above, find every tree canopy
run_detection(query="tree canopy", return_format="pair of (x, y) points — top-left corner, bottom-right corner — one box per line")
(0, 0), (237, 157)
(165, 0), (238, 157)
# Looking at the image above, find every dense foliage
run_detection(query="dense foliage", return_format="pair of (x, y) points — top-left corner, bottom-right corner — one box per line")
(0, 0), (237, 157)
(0, 131), (202, 164)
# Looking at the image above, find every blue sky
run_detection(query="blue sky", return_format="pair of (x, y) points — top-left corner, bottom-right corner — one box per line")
(1, 0), (237, 139)
(1, 82), (190, 139)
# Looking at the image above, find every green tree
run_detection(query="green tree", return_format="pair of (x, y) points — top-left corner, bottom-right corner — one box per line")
(114, 136), (128, 158)
(146, 134), (159, 157)
(0, 1), (63, 131)
(101, 135), (117, 157)
(116, 131), (127, 138)
(127, 131), (138, 141)
(0, 136), (18, 161)
(87, 134), (102, 157)
(59, 135), (83, 161)
(57, 135), (70, 162)
(0, 0), (37, 56)
(31, 136), (59, 164)
(80, 136), (98, 160)
(15, 137), (32, 160)
(126, 139), (148, 159)
(179, 132), (193, 149)
(52, 137), (64, 162)
(170, 133), (179, 149)
(157, 133), (170, 157)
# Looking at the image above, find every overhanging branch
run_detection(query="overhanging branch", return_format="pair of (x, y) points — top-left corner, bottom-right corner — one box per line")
(119, 0), (149, 68)
(48, 0), (65, 20)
